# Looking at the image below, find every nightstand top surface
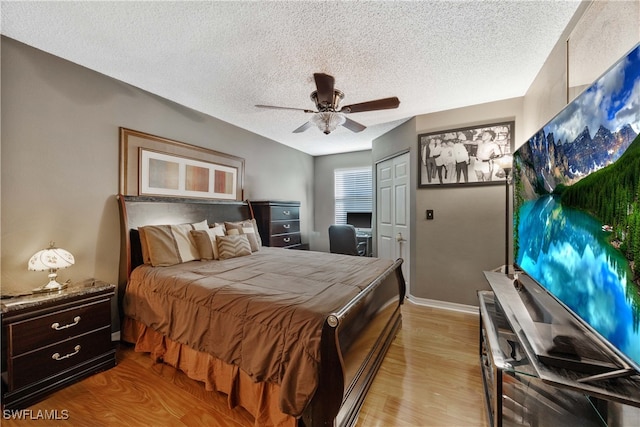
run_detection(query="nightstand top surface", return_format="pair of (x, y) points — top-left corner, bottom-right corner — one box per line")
(1, 279), (114, 314)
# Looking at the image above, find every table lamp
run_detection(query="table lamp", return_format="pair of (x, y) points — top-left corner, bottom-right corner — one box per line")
(28, 242), (75, 292)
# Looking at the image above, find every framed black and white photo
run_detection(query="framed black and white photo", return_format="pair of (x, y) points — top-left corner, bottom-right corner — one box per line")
(418, 121), (514, 187)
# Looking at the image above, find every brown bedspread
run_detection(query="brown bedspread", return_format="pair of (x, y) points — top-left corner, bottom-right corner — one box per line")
(123, 247), (395, 417)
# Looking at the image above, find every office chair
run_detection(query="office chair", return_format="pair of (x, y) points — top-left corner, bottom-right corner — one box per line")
(328, 225), (367, 256)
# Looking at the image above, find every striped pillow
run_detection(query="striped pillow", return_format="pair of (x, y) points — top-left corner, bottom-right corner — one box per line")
(224, 220), (261, 252)
(217, 234), (252, 260)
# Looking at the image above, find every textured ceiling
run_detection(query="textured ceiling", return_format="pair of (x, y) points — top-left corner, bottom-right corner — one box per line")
(1, 1), (582, 156)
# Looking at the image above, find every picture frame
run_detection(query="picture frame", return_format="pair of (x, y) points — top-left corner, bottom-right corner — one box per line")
(418, 121), (514, 188)
(119, 128), (244, 200)
(139, 148), (238, 200)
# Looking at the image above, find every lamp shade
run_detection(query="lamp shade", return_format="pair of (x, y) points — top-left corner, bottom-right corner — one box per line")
(310, 112), (346, 134)
(28, 245), (75, 271)
(493, 154), (513, 171)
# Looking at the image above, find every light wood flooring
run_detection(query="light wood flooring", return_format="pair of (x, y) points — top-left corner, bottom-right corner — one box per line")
(2, 302), (488, 427)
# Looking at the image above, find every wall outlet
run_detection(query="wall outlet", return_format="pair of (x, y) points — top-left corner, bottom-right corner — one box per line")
(426, 209), (434, 220)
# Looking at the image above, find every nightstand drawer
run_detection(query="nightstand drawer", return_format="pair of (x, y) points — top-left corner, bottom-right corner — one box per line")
(270, 220), (300, 235)
(270, 206), (299, 221)
(271, 233), (301, 247)
(10, 326), (112, 390)
(9, 299), (111, 356)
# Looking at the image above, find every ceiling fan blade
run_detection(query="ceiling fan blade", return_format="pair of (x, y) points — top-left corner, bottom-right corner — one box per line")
(342, 117), (366, 133)
(341, 97), (400, 114)
(293, 121), (314, 133)
(313, 73), (335, 106)
(255, 104), (314, 113)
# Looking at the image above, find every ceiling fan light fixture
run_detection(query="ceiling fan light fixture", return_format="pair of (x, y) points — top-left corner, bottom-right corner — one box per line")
(310, 112), (346, 134)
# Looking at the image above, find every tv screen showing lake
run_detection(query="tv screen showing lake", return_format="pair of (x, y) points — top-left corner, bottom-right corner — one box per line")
(516, 195), (640, 367)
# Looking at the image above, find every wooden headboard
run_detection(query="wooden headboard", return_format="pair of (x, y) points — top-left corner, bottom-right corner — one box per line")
(117, 194), (251, 313)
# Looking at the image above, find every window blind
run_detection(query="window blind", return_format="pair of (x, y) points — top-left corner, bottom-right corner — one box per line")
(334, 167), (373, 224)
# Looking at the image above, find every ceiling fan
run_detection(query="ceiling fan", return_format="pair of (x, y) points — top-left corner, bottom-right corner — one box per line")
(256, 73), (400, 135)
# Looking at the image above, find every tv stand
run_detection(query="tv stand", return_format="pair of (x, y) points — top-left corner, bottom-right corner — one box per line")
(479, 271), (640, 427)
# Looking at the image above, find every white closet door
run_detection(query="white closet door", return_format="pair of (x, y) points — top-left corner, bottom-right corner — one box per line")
(376, 152), (410, 289)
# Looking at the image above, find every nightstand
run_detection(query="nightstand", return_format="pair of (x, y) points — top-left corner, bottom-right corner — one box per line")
(1, 279), (116, 409)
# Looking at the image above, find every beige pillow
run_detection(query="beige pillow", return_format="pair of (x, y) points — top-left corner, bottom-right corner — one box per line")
(191, 219), (209, 231)
(217, 234), (252, 260)
(224, 220), (261, 252)
(139, 220), (208, 265)
(138, 227), (152, 265)
(138, 221), (207, 266)
(190, 225), (226, 260)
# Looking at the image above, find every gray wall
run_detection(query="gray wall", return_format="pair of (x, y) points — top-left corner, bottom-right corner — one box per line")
(372, 101), (523, 307)
(1, 37), (314, 302)
(312, 150), (372, 252)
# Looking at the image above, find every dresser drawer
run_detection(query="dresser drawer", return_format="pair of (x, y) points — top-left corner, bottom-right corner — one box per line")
(271, 233), (301, 248)
(10, 327), (112, 390)
(270, 220), (300, 235)
(270, 206), (300, 221)
(9, 299), (111, 356)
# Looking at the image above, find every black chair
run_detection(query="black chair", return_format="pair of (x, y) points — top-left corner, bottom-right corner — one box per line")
(328, 225), (367, 256)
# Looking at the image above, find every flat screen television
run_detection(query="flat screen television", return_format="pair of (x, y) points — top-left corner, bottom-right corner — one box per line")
(513, 43), (640, 375)
(346, 212), (372, 230)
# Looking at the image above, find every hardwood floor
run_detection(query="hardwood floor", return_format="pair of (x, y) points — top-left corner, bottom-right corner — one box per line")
(354, 302), (488, 427)
(2, 302), (488, 427)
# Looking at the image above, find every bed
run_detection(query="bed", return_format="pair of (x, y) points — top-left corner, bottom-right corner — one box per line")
(117, 194), (406, 427)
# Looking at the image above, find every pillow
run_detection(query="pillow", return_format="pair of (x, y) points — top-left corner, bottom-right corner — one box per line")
(190, 225), (226, 260)
(191, 219), (209, 231)
(224, 220), (261, 252)
(138, 220), (208, 266)
(217, 234), (252, 260)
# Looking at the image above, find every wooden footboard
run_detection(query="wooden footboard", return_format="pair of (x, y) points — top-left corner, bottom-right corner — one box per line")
(301, 259), (406, 427)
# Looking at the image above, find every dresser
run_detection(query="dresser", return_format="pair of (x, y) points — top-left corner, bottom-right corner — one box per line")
(1, 280), (116, 409)
(250, 201), (303, 249)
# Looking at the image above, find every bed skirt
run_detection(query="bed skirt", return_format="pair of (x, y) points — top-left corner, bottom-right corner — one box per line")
(121, 316), (296, 427)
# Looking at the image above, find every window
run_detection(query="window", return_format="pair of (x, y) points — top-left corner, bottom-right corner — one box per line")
(334, 167), (373, 224)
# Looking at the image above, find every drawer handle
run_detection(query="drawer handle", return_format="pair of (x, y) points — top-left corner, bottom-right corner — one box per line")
(283, 237), (291, 243)
(283, 224), (291, 229)
(282, 210), (291, 216)
(51, 316), (81, 330)
(52, 345), (81, 361)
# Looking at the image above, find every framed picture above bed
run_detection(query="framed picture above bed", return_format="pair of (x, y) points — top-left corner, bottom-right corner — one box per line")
(418, 121), (514, 188)
(119, 128), (245, 200)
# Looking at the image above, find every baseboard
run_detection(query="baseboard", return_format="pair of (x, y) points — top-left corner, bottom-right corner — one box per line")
(406, 295), (478, 315)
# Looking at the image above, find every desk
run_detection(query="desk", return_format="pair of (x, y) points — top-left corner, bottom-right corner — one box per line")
(356, 233), (372, 257)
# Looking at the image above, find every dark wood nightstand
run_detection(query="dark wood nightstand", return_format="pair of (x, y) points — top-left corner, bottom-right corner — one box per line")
(1, 279), (116, 409)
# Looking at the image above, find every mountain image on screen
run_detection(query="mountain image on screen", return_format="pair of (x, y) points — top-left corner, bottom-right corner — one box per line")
(513, 43), (640, 369)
